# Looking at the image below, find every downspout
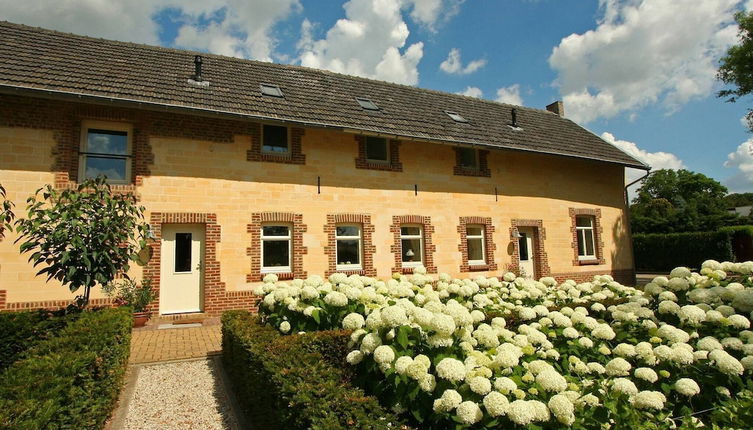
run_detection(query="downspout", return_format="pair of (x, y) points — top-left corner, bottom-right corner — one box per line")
(624, 168), (652, 285)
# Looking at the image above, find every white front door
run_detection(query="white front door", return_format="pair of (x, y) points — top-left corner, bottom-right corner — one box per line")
(160, 224), (204, 314)
(518, 227), (535, 279)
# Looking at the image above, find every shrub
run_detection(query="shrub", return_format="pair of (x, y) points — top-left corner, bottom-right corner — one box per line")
(0, 311), (77, 371)
(0, 307), (132, 429)
(633, 231), (734, 271)
(221, 311), (410, 430)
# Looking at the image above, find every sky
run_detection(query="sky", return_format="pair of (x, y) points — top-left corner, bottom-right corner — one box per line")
(2, 0), (753, 195)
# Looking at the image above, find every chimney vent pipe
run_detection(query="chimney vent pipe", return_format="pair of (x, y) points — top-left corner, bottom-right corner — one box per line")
(193, 55), (203, 82)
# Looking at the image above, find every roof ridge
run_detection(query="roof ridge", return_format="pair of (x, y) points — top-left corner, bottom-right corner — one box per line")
(0, 20), (555, 115)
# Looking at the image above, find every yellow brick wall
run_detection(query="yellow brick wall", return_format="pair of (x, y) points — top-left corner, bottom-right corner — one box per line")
(0, 125), (632, 306)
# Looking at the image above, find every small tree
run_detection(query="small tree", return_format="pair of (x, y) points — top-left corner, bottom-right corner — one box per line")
(0, 183), (14, 240)
(15, 177), (149, 307)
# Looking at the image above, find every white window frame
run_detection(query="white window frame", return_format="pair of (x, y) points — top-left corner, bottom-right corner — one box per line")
(79, 120), (133, 185)
(576, 216), (597, 261)
(466, 224), (486, 266)
(335, 224), (363, 271)
(458, 147), (479, 170)
(400, 224), (424, 268)
(260, 224), (292, 274)
(364, 136), (390, 164)
(261, 124), (291, 155)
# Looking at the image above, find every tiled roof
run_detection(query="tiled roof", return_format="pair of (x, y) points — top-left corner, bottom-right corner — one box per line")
(0, 21), (647, 169)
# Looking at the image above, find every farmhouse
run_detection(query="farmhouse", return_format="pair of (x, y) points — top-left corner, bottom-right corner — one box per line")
(0, 21), (647, 315)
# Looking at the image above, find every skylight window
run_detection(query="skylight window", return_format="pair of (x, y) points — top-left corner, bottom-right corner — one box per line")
(356, 97), (380, 111)
(260, 83), (284, 98)
(445, 111), (468, 123)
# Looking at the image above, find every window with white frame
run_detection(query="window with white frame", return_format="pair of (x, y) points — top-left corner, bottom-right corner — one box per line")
(400, 225), (424, 267)
(336, 225), (362, 270)
(365, 136), (389, 163)
(261, 225), (291, 273)
(79, 121), (132, 184)
(262, 124), (290, 154)
(466, 225), (486, 265)
(576, 216), (596, 260)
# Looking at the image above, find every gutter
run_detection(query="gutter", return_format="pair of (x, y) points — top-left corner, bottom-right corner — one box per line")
(0, 83), (649, 170)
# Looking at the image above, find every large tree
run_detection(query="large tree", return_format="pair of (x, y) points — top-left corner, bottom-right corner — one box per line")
(718, 11), (753, 131)
(631, 169), (742, 234)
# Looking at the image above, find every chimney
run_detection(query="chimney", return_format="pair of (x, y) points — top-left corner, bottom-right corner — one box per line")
(193, 55), (203, 82)
(546, 101), (564, 117)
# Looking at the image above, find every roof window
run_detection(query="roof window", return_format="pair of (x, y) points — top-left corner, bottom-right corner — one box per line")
(356, 97), (380, 110)
(445, 110), (468, 123)
(260, 83), (284, 98)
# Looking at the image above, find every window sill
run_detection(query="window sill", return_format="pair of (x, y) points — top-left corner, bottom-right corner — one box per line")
(355, 158), (403, 172)
(334, 268), (366, 276)
(576, 258), (600, 266)
(466, 264), (490, 272)
(453, 166), (491, 177)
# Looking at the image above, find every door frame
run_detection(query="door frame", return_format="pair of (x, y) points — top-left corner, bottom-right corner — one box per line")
(159, 223), (205, 315)
(510, 219), (551, 279)
(143, 212), (224, 315)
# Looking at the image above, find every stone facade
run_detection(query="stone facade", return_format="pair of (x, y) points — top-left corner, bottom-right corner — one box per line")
(0, 94), (635, 314)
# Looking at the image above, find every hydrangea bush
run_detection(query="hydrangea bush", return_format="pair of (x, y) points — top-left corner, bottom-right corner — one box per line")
(254, 261), (753, 429)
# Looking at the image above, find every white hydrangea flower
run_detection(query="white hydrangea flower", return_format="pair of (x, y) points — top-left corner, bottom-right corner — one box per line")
(279, 321), (291, 333)
(675, 378), (700, 396)
(346, 350), (363, 365)
(373, 345), (395, 364)
(611, 378), (638, 396)
(578, 337), (594, 348)
(613, 343), (636, 357)
(709, 349), (745, 375)
(507, 400), (538, 426)
(495, 343), (523, 368)
(381, 305), (408, 327)
(342, 313), (365, 330)
(323, 291), (348, 307)
(419, 373), (436, 392)
(360, 332), (382, 354)
(741, 356), (753, 370)
(394, 356), (413, 374)
(591, 324), (616, 340)
(433, 389), (463, 413)
(634, 367), (658, 383)
(678, 305), (706, 326)
(729, 314), (752, 329)
(483, 391), (509, 417)
(536, 368), (567, 392)
(456, 401), (483, 425)
(632, 391), (666, 410)
(606, 358), (631, 376)
(436, 358), (467, 383)
(548, 393), (575, 426)
(494, 376), (517, 394)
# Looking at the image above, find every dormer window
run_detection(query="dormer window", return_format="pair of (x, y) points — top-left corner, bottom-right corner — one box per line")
(260, 83), (284, 98)
(356, 97), (380, 110)
(445, 110), (468, 123)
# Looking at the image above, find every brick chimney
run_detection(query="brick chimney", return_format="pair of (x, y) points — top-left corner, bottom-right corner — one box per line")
(546, 101), (564, 117)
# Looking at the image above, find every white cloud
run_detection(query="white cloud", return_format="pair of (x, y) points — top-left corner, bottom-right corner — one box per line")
(298, 0), (427, 85)
(404, 0), (465, 31)
(0, 0), (163, 44)
(495, 84), (523, 105)
(457, 86), (483, 98)
(549, 0), (740, 124)
(439, 48), (486, 75)
(0, 0), (302, 62)
(724, 138), (753, 192)
(600, 132), (685, 193)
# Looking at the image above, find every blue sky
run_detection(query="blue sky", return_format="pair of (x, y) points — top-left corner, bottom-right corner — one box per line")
(3, 0), (753, 194)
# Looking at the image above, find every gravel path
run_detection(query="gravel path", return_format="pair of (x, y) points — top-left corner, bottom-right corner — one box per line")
(123, 359), (240, 430)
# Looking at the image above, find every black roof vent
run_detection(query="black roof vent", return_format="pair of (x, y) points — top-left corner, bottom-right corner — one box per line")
(511, 108), (517, 127)
(193, 55), (203, 82)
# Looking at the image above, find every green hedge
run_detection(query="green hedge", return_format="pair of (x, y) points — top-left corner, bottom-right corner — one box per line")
(222, 310), (409, 430)
(0, 307), (132, 430)
(633, 230), (734, 272)
(0, 311), (79, 371)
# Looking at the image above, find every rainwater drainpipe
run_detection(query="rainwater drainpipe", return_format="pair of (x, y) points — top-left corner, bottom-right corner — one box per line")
(624, 168), (653, 284)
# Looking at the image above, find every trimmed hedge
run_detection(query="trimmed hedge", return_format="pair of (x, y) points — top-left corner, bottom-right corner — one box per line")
(222, 310), (409, 430)
(633, 230), (734, 272)
(0, 307), (132, 430)
(0, 311), (75, 371)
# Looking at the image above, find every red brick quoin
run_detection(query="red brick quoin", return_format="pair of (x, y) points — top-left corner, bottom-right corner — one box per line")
(509, 219), (551, 279)
(390, 215), (437, 274)
(457, 216), (497, 272)
(569, 208), (606, 266)
(323, 214), (377, 277)
(247, 212), (308, 282)
(144, 212), (257, 316)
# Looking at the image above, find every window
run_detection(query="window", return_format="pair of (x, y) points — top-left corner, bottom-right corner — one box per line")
(466, 225), (485, 265)
(261, 225), (291, 273)
(365, 136), (389, 162)
(174, 233), (192, 273)
(576, 216), (596, 260)
(262, 125), (289, 154)
(445, 110), (468, 123)
(356, 97), (380, 110)
(518, 232), (530, 261)
(457, 147), (478, 169)
(260, 83), (284, 97)
(336, 225), (362, 270)
(79, 121), (132, 184)
(400, 225), (424, 267)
